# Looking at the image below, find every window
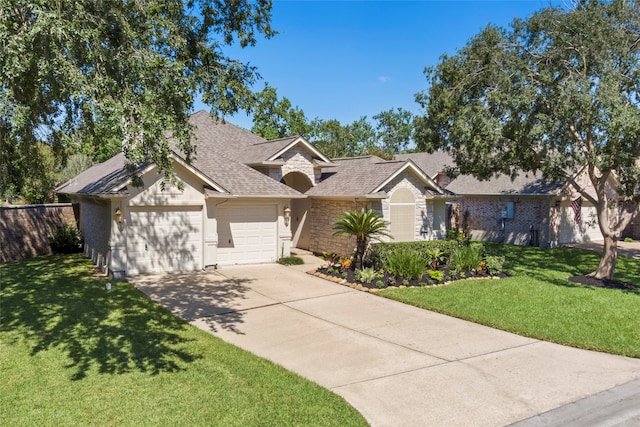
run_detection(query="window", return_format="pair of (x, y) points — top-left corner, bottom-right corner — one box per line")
(390, 188), (415, 242)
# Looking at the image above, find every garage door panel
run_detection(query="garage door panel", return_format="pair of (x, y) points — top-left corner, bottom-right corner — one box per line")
(217, 205), (277, 265)
(127, 207), (202, 275)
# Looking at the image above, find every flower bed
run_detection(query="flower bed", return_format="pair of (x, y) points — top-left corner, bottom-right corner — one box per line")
(313, 240), (509, 292)
(313, 265), (507, 292)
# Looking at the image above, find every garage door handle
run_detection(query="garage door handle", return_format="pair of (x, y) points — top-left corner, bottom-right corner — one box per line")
(145, 244), (147, 251)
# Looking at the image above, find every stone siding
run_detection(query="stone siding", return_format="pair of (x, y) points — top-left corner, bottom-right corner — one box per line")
(380, 174), (435, 241)
(0, 204), (78, 262)
(282, 147), (316, 185)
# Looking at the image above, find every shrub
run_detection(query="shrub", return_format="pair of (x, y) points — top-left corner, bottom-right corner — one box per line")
(427, 269), (444, 282)
(384, 248), (426, 280)
(48, 224), (83, 254)
(277, 256), (304, 266)
(484, 255), (505, 276)
(355, 267), (382, 284)
(450, 243), (484, 272)
(369, 240), (463, 270)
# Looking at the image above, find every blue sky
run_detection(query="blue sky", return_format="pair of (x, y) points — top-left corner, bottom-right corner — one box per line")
(201, 0), (560, 130)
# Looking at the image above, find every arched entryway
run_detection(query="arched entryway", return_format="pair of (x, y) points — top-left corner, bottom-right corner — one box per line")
(390, 188), (416, 241)
(281, 172), (313, 249)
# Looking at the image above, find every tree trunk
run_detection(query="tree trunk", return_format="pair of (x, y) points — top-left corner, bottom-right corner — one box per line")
(589, 234), (617, 280)
(355, 238), (366, 270)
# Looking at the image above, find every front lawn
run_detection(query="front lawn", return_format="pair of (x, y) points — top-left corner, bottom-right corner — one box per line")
(380, 244), (640, 358)
(0, 255), (367, 426)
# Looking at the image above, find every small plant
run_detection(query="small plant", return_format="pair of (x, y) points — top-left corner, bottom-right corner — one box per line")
(322, 252), (340, 268)
(341, 271), (349, 279)
(624, 237), (634, 243)
(278, 256), (304, 266)
(426, 247), (446, 269)
(450, 243), (483, 272)
(355, 267), (381, 284)
(427, 269), (444, 282)
(384, 248), (426, 280)
(484, 255), (505, 276)
(48, 223), (83, 254)
(339, 257), (353, 270)
(402, 279), (410, 286)
(327, 267), (336, 274)
(375, 280), (385, 288)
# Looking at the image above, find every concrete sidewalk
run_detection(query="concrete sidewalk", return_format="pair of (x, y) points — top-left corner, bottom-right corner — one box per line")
(134, 262), (640, 427)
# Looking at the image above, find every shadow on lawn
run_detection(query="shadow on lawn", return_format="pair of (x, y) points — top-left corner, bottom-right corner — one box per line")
(0, 255), (203, 380)
(496, 244), (640, 293)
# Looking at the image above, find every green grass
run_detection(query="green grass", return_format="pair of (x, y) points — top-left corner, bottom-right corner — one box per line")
(0, 255), (367, 426)
(380, 244), (640, 358)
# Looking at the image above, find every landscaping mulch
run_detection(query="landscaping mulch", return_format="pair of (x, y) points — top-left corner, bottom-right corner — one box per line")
(313, 266), (507, 292)
(567, 275), (640, 291)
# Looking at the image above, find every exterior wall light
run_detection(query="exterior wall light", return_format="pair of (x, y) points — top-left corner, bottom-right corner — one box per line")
(283, 207), (291, 226)
(115, 208), (123, 223)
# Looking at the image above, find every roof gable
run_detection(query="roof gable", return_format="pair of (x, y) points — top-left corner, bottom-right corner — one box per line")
(307, 156), (443, 198)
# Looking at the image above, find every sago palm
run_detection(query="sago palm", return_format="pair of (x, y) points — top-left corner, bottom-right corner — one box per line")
(333, 208), (391, 269)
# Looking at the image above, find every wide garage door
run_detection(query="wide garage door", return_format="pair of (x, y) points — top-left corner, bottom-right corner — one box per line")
(217, 205), (277, 265)
(127, 206), (202, 275)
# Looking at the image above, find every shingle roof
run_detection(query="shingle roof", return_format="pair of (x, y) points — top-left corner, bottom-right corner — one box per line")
(306, 156), (437, 198)
(446, 172), (564, 196)
(394, 151), (455, 177)
(56, 153), (130, 196)
(57, 111), (302, 198)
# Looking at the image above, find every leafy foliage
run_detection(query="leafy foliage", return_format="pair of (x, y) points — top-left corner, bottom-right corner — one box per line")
(333, 208), (390, 269)
(369, 240), (464, 270)
(415, 0), (640, 279)
(355, 267), (382, 284)
(384, 248), (426, 280)
(0, 0), (274, 197)
(48, 224), (83, 254)
(484, 255), (505, 276)
(450, 244), (484, 272)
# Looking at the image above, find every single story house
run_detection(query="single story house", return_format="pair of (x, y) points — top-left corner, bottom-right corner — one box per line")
(57, 111), (446, 278)
(397, 152), (614, 247)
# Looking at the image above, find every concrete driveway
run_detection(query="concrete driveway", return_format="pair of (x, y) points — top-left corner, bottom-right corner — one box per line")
(133, 261), (640, 427)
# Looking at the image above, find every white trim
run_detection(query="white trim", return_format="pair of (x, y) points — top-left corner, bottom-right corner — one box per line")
(372, 161), (443, 195)
(113, 153), (229, 194)
(269, 136), (332, 164)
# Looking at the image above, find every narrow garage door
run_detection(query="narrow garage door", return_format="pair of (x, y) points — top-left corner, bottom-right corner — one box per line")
(216, 205), (277, 265)
(127, 206), (202, 275)
(558, 201), (602, 244)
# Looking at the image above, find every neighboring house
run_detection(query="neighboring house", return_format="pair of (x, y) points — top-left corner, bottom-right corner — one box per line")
(57, 111), (446, 278)
(398, 152), (614, 247)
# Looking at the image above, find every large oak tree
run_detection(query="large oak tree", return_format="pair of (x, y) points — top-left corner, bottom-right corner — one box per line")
(1, 0), (274, 195)
(415, 0), (640, 280)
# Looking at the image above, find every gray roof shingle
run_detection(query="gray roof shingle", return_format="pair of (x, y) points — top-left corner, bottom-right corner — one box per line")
(58, 111), (302, 198)
(395, 151), (456, 177)
(446, 172), (564, 196)
(306, 156), (436, 198)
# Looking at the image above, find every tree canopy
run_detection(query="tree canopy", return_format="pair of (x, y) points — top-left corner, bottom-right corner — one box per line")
(415, 0), (640, 279)
(251, 85), (415, 159)
(1, 0), (274, 199)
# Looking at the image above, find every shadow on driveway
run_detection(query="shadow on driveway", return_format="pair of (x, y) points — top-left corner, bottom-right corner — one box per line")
(133, 272), (255, 335)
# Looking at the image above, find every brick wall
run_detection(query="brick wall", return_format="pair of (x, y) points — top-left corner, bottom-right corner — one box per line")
(308, 199), (366, 257)
(0, 204), (79, 262)
(456, 197), (551, 246)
